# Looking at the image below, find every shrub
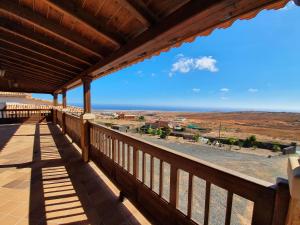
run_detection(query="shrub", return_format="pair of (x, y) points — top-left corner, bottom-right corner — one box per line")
(160, 131), (167, 139)
(151, 129), (157, 136)
(147, 127), (153, 134)
(244, 135), (257, 147)
(237, 141), (244, 150)
(272, 144), (281, 152)
(193, 134), (200, 142)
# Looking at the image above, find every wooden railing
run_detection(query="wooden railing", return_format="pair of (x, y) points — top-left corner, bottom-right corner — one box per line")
(56, 110), (63, 127)
(0, 108), (52, 124)
(65, 113), (81, 147)
(53, 112), (290, 225)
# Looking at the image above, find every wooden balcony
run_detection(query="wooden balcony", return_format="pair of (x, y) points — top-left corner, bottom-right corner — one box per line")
(0, 109), (291, 225)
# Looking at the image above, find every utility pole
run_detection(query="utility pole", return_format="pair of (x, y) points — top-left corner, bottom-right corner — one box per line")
(218, 122), (221, 139)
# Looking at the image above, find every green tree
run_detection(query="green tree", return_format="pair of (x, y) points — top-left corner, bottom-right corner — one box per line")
(156, 128), (162, 136)
(227, 137), (237, 150)
(138, 116), (145, 121)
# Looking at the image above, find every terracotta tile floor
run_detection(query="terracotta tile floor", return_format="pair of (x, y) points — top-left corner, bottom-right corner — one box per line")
(0, 123), (150, 225)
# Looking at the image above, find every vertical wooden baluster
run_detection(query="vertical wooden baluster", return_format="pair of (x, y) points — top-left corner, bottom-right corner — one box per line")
(122, 142), (125, 169)
(225, 191), (233, 225)
(150, 155), (154, 190)
(118, 141), (121, 165)
(204, 181), (211, 225)
(170, 166), (179, 208)
(159, 160), (164, 197)
(187, 174), (194, 219)
(133, 147), (139, 178)
(142, 152), (145, 183)
(112, 137), (116, 162)
(127, 145), (131, 173)
(108, 136), (112, 158)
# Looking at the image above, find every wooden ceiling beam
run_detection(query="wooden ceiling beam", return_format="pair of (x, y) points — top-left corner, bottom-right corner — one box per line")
(3, 70), (63, 87)
(0, 81), (54, 93)
(0, 53), (75, 78)
(56, 0), (288, 93)
(0, 38), (83, 72)
(0, 19), (94, 66)
(0, 0), (103, 58)
(43, 0), (124, 48)
(0, 31), (87, 70)
(0, 46), (80, 76)
(0, 61), (70, 82)
(115, 0), (156, 27)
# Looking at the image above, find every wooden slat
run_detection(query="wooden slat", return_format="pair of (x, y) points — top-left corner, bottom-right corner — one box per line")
(115, 0), (152, 27)
(204, 181), (211, 225)
(0, 46), (80, 75)
(0, 54), (74, 78)
(225, 192), (233, 225)
(0, 38), (83, 71)
(43, 0), (123, 48)
(150, 155), (154, 190)
(0, 60), (72, 81)
(0, 0), (103, 58)
(127, 145), (131, 173)
(133, 147), (139, 178)
(159, 160), (164, 197)
(142, 151), (145, 183)
(0, 20), (94, 66)
(187, 173), (194, 218)
(122, 142), (125, 169)
(170, 166), (178, 207)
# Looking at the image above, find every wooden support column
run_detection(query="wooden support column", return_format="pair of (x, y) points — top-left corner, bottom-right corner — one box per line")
(62, 89), (67, 134)
(62, 89), (67, 109)
(52, 93), (58, 124)
(80, 76), (95, 162)
(82, 76), (92, 114)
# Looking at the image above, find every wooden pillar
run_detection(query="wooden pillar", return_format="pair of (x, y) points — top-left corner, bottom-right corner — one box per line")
(80, 76), (94, 162)
(52, 93), (58, 124)
(62, 89), (67, 109)
(53, 93), (58, 106)
(82, 77), (92, 114)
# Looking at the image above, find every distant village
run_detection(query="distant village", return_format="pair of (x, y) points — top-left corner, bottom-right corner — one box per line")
(96, 111), (211, 141)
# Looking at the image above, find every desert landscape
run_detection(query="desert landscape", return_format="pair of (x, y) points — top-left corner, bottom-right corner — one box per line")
(94, 110), (300, 145)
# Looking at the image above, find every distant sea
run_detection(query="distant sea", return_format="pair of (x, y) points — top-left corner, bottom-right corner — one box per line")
(71, 103), (300, 113)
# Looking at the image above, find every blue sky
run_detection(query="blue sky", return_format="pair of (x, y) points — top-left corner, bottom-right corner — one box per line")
(33, 2), (300, 112)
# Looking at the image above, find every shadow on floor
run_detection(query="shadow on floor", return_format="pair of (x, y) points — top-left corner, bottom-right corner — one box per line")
(27, 123), (146, 225)
(0, 124), (21, 151)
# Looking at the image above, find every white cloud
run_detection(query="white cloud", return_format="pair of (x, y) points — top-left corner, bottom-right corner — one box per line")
(170, 56), (218, 75)
(194, 56), (218, 72)
(221, 96), (228, 100)
(192, 88), (200, 93)
(220, 88), (229, 92)
(151, 73), (156, 77)
(248, 88), (258, 93)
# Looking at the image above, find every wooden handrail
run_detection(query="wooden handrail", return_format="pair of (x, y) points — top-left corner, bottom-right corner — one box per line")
(52, 112), (290, 225)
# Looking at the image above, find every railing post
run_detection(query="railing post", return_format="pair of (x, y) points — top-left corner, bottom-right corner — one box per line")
(80, 113), (95, 162)
(286, 157), (300, 225)
(272, 178), (290, 225)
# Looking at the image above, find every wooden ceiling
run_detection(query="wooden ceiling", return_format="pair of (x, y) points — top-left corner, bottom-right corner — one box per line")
(0, 0), (290, 94)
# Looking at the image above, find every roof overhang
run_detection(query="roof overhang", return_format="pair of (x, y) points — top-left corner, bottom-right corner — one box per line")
(0, 0), (291, 94)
